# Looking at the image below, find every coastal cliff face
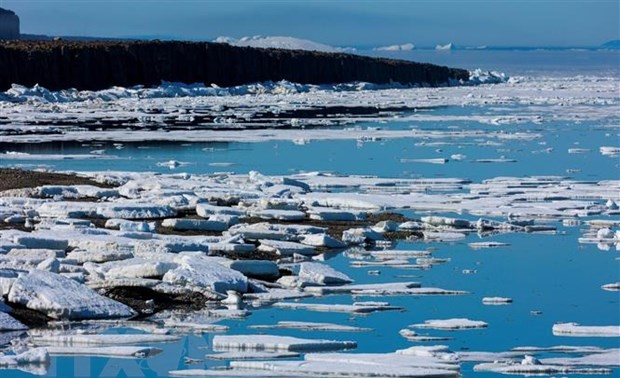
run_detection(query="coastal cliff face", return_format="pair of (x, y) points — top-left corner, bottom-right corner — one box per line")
(0, 8), (19, 40)
(0, 40), (469, 91)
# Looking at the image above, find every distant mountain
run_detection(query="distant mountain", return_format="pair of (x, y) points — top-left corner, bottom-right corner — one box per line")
(601, 40), (620, 49)
(373, 43), (415, 52)
(214, 35), (355, 53)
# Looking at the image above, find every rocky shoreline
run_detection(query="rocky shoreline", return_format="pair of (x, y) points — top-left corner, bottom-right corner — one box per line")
(0, 40), (469, 91)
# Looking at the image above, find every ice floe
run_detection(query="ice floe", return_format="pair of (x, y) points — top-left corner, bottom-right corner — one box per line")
(410, 318), (488, 330)
(212, 334), (357, 352)
(552, 322), (620, 337)
(7, 269), (136, 320)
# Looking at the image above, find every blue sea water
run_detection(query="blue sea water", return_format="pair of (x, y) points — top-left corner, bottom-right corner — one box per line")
(1, 49), (619, 377)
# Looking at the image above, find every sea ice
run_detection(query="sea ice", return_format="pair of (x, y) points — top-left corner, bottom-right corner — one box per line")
(7, 269), (136, 320)
(0, 311), (27, 331)
(410, 318), (488, 330)
(552, 322), (620, 337)
(298, 262), (353, 285)
(212, 334), (357, 352)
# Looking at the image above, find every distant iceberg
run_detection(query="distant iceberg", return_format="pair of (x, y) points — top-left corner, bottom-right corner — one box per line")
(435, 43), (454, 51)
(374, 43), (415, 52)
(214, 35), (354, 53)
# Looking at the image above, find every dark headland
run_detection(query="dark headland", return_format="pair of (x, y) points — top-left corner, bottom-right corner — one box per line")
(0, 40), (469, 91)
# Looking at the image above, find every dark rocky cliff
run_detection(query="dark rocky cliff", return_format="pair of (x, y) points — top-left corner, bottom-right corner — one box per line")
(0, 40), (469, 91)
(0, 8), (20, 40)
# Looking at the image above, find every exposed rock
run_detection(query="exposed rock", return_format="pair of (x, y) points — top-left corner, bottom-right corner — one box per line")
(0, 40), (469, 91)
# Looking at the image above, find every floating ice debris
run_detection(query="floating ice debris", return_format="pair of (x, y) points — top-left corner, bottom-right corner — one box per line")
(601, 282), (620, 291)
(273, 301), (403, 314)
(400, 158), (448, 164)
(298, 262), (353, 285)
(399, 329), (452, 342)
(300, 233), (347, 248)
(196, 203), (246, 217)
(205, 351), (300, 360)
(157, 160), (190, 169)
(0, 348), (49, 367)
(482, 297), (513, 305)
(250, 321), (370, 332)
(32, 334), (179, 346)
(105, 219), (156, 232)
(308, 208), (364, 221)
(423, 232), (467, 241)
(212, 334), (357, 352)
(96, 203), (177, 219)
(45, 346), (163, 358)
(0, 151), (120, 160)
(474, 357), (612, 375)
(101, 258), (178, 279)
(162, 254), (248, 294)
(474, 158), (517, 163)
(7, 270), (136, 320)
(568, 148), (591, 154)
(303, 281), (420, 295)
(410, 318), (488, 330)
(541, 348), (620, 367)
(0, 311), (27, 331)
(468, 241), (511, 249)
(244, 288), (311, 303)
(600, 146), (620, 156)
(250, 209), (306, 221)
(552, 322), (620, 337)
(257, 239), (316, 256)
(161, 218), (228, 232)
(511, 345), (606, 353)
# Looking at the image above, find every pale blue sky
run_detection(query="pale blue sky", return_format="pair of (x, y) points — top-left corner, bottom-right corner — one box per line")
(3, 0), (619, 47)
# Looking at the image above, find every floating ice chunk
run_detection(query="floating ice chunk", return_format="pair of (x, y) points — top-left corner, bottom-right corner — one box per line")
(300, 234), (346, 248)
(541, 348), (620, 367)
(13, 235), (68, 250)
(482, 297), (513, 305)
(228, 222), (325, 241)
(249, 321), (371, 332)
(399, 329), (452, 342)
(410, 318), (488, 330)
(245, 288), (311, 303)
(196, 203), (246, 217)
(96, 204), (176, 219)
(468, 241), (510, 249)
(303, 281), (420, 295)
(257, 239), (315, 256)
(552, 322), (620, 337)
(0, 311), (27, 331)
(212, 334), (356, 352)
(423, 232), (467, 241)
(32, 334), (179, 346)
(568, 148), (591, 154)
(601, 282), (620, 291)
(249, 209), (306, 221)
(205, 351), (300, 360)
(161, 218), (228, 232)
(101, 258), (178, 279)
(342, 228), (383, 245)
(422, 216), (471, 228)
(273, 301), (402, 314)
(105, 219), (156, 232)
(163, 254), (248, 294)
(600, 146), (620, 156)
(45, 346), (162, 358)
(307, 208), (364, 221)
(66, 249), (133, 264)
(400, 158), (448, 164)
(298, 262), (353, 285)
(7, 270), (136, 320)
(0, 348), (49, 367)
(7, 248), (66, 260)
(474, 358), (611, 375)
